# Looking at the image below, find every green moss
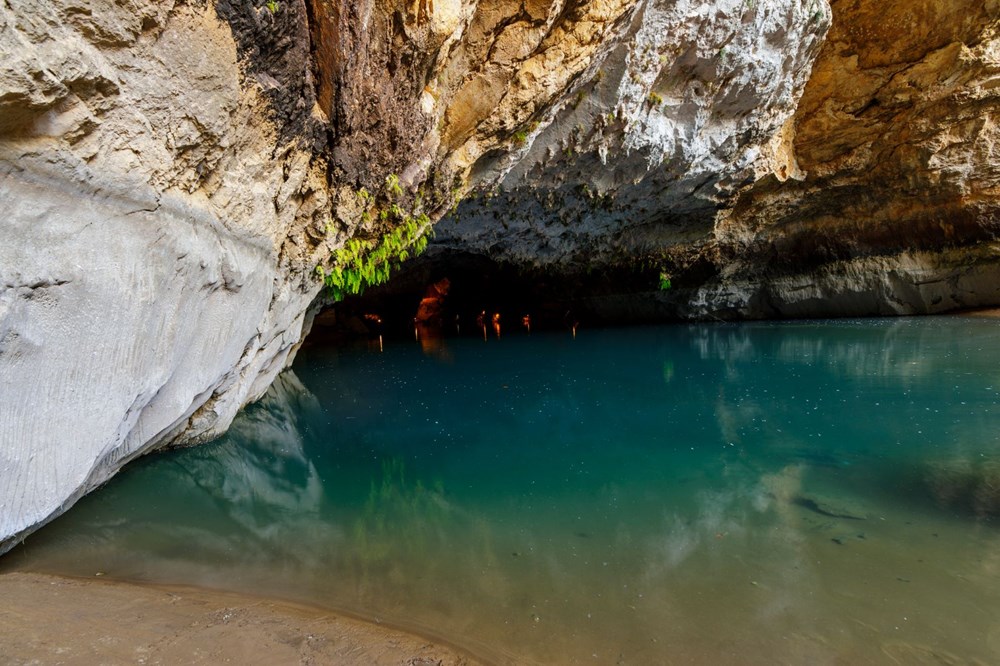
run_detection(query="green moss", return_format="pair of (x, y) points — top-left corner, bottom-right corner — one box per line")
(647, 91), (664, 106)
(510, 121), (539, 146)
(385, 173), (403, 199)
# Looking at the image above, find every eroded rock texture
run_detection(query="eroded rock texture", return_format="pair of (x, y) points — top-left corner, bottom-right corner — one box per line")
(0, 0), (331, 553)
(703, 0), (1000, 317)
(426, 0), (1000, 321)
(435, 0), (829, 269)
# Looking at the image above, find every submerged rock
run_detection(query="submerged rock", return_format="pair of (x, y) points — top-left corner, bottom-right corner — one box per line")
(792, 494), (870, 521)
(918, 458), (1000, 519)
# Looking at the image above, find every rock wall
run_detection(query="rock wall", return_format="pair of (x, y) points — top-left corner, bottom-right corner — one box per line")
(0, 0), (330, 553)
(435, 0), (830, 269)
(701, 0), (1000, 318)
(420, 0), (1000, 321)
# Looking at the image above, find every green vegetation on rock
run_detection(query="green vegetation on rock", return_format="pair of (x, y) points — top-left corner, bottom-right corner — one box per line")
(316, 174), (433, 301)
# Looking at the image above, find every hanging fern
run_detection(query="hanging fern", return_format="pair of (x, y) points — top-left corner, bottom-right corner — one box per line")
(320, 212), (433, 302)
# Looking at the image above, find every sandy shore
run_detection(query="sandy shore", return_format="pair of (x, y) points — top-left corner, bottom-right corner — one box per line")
(0, 572), (483, 666)
(951, 307), (1000, 318)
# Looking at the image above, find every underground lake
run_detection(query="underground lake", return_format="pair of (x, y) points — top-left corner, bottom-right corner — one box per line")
(3, 317), (999, 664)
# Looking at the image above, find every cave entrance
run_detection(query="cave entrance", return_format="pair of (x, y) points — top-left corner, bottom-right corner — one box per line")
(302, 252), (589, 347)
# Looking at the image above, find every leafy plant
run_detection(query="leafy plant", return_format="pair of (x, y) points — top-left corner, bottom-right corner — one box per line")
(320, 213), (433, 301)
(648, 91), (664, 106)
(659, 272), (672, 291)
(265, 0), (279, 14)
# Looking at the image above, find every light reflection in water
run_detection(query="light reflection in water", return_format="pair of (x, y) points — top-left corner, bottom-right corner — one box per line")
(5, 319), (1000, 664)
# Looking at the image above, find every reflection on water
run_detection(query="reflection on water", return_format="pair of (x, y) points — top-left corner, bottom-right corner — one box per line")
(5, 318), (1000, 664)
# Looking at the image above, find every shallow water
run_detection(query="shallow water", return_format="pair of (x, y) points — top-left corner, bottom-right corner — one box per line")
(6, 318), (1000, 664)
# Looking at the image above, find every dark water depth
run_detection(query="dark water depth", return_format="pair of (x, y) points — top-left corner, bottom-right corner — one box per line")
(6, 318), (1000, 664)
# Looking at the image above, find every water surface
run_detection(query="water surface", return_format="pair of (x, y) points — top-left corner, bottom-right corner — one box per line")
(6, 318), (1000, 664)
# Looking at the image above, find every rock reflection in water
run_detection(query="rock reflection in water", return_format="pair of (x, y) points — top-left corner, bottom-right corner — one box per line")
(414, 322), (453, 360)
(907, 456), (1000, 518)
(6, 372), (340, 579)
(7, 320), (1000, 664)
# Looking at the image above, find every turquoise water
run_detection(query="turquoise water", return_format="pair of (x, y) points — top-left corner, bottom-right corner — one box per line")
(6, 318), (1000, 664)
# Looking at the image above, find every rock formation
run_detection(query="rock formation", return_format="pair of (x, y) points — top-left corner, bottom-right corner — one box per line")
(429, 0), (1000, 321)
(1, 0), (998, 552)
(0, 0), (330, 553)
(435, 0), (829, 270)
(701, 0), (1000, 318)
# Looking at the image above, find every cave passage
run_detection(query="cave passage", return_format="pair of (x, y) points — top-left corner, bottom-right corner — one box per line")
(306, 250), (681, 346)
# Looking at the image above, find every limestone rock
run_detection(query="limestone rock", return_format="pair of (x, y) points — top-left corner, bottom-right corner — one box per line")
(434, 0), (830, 270)
(414, 0), (1000, 322)
(0, 1), (330, 553)
(703, 0), (1000, 318)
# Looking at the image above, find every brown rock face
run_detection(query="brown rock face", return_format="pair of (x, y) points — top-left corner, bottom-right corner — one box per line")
(697, 0), (1000, 317)
(304, 0), (650, 235)
(379, 0), (1000, 322)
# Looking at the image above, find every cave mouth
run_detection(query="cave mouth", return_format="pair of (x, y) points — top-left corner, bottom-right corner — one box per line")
(307, 243), (735, 345)
(307, 241), (736, 344)
(306, 252), (577, 345)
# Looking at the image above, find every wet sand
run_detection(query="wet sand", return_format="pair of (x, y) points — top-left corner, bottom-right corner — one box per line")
(0, 572), (482, 666)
